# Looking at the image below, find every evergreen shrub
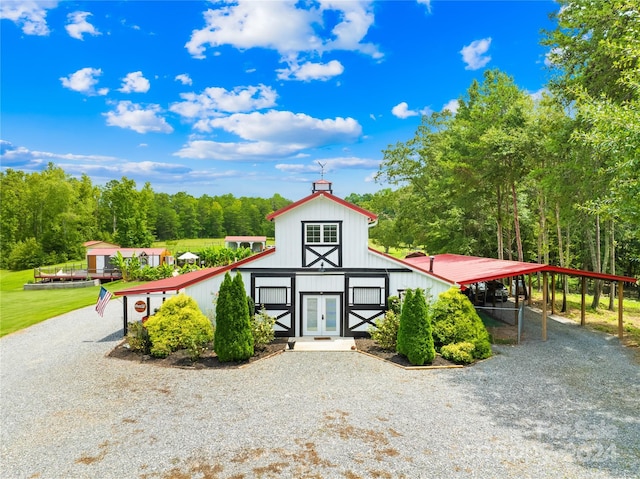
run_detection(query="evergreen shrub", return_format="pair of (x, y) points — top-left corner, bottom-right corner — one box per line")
(126, 321), (151, 354)
(214, 272), (254, 362)
(396, 288), (436, 366)
(251, 307), (276, 350)
(431, 288), (492, 360)
(370, 309), (399, 351)
(145, 294), (214, 360)
(440, 341), (476, 364)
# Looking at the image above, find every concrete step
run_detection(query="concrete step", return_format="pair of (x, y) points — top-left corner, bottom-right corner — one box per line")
(286, 337), (356, 351)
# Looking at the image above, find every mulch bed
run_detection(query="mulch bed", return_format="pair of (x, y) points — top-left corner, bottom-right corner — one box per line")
(108, 337), (464, 369)
(107, 338), (289, 369)
(354, 338), (459, 368)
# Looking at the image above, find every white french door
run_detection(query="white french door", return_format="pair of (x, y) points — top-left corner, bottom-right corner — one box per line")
(302, 295), (340, 336)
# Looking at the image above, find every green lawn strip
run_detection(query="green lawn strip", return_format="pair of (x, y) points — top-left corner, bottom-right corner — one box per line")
(1, 269), (144, 337)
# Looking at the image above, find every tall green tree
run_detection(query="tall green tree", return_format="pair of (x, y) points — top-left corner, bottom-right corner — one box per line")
(214, 272), (254, 362)
(98, 177), (154, 247)
(543, 0), (640, 224)
(396, 288), (435, 366)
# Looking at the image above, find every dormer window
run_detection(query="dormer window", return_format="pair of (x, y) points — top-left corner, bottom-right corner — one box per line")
(305, 223), (338, 244)
(302, 221), (342, 267)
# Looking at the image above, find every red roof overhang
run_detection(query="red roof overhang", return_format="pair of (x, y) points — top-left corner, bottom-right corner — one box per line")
(403, 254), (637, 286)
(368, 247), (455, 285)
(266, 192), (377, 222)
(114, 248), (276, 296)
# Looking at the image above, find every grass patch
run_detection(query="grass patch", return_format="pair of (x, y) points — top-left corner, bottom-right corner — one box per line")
(0, 268), (143, 337)
(529, 290), (640, 347)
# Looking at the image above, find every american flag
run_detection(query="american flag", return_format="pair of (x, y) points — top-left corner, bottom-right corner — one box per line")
(95, 286), (113, 317)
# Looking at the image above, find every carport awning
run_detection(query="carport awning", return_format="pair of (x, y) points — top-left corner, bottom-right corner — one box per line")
(403, 253), (637, 286)
(404, 254), (544, 285)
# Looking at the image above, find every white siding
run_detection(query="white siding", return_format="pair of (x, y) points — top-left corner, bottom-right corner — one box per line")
(270, 195), (371, 269)
(124, 293), (172, 322)
(388, 272), (452, 303)
(296, 273), (345, 293)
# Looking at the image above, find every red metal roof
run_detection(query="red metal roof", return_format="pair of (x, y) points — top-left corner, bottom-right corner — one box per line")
(87, 248), (169, 257)
(403, 253), (637, 285)
(367, 247), (455, 285)
(114, 248), (276, 296)
(266, 192), (377, 222)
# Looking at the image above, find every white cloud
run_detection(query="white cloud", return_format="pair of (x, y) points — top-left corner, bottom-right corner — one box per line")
(442, 99), (459, 114)
(185, 1), (381, 60)
(275, 157), (379, 173)
(119, 71), (150, 93)
(174, 139), (304, 161)
(277, 60), (344, 82)
(170, 84), (277, 120)
(417, 0), (431, 13)
(0, 0), (57, 36)
(321, 1), (381, 59)
(391, 102), (430, 119)
(460, 37), (492, 70)
(205, 110), (361, 145)
(175, 74), (193, 86)
(528, 88), (547, 102)
(0, 140), (119, 170)
(65, 11), (101, 40)
(175, 110), (362, 161)
(60, 67), (108, 96)
(104, 101), (173, 134)
(544, 47), (563, 67)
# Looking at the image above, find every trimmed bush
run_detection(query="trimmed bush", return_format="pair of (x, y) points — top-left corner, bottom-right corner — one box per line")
(431, 288), (492, 360)
(252, 307), (276, 350)
(369, 309), (400, 351)
(387, 295), (402, 315)
(214, 272), (254, 362)
(441, 342), (476, 365)
(145, 294), (214, 360)
(126, 321), (151, 354)
(396, 288), (436, 366)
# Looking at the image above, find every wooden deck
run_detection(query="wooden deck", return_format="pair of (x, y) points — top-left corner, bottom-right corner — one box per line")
(34, 266), (122, 283)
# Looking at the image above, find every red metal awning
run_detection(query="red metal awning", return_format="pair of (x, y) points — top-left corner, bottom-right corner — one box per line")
(403, 253), (637, 286)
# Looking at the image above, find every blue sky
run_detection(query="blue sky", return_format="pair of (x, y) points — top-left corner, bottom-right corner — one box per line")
(1, 0), (557, 200)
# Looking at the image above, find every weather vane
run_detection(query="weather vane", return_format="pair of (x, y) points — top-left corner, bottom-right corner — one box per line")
(317, 161), (327, 179)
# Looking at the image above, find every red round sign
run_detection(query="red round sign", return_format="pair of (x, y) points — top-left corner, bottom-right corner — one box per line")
(134, 300), (146, 313)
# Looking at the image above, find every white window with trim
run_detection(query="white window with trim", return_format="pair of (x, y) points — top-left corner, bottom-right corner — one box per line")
(258, 287), (289, 305)
(352, 287), (384, 306)
(305, 223), (339, 244)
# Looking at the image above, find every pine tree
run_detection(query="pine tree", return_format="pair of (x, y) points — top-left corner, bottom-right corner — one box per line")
(214, 272), (254, 362)
(396, 288), (435, 366)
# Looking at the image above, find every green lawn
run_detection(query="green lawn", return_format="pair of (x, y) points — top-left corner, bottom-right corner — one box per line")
(0, 268), (142, 338)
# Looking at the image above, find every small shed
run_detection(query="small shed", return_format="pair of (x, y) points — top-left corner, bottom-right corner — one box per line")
(87, 248), (172, 275)
(224, 236), (267, 253)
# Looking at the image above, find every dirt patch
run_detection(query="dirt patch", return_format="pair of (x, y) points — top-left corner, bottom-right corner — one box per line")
(108, 338), (288, 369)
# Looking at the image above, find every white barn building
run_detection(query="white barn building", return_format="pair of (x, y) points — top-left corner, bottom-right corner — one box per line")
(116, 180), (455, 337)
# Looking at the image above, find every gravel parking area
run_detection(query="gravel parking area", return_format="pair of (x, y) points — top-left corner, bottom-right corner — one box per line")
(1, 300), (639, 478)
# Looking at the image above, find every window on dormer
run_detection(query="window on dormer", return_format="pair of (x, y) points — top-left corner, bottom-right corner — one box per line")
(306, 224), (321, 243)
(323, 224), (337, 243)
(305, 223), (338, 244)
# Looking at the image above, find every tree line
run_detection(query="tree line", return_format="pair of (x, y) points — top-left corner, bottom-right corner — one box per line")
(351, 0), (640, 298)
(2, 0), (638, 294)
(0, 167), (291, 270)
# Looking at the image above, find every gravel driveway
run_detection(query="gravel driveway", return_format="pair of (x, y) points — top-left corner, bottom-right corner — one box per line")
(1, 300), (639, 478)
